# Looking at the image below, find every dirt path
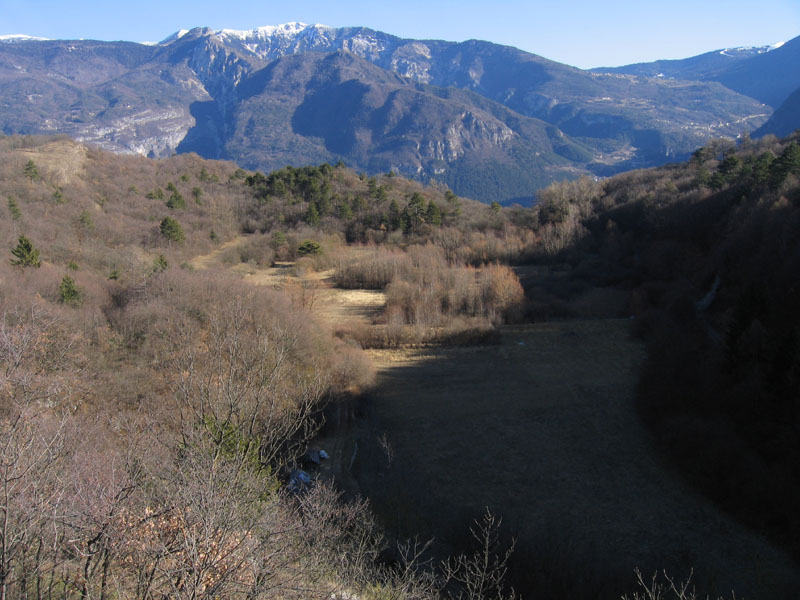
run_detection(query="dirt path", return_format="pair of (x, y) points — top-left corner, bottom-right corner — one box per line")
(188, 236), (245, 270)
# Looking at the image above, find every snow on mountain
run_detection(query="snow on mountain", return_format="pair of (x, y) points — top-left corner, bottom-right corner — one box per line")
(719, 43), (784, 57)
(0, 34), (50, 42)
(216, 22), (317, 40)
(159, 29), (190, 45)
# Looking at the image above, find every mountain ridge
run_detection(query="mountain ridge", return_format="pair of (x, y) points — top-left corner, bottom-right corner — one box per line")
(0, 23), (781, 202)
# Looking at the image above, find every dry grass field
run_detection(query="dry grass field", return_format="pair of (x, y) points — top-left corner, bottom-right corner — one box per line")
(334, 320), (800, 599)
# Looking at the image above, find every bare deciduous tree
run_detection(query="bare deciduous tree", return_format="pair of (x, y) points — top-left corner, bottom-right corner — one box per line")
(442, 509), (517, 600)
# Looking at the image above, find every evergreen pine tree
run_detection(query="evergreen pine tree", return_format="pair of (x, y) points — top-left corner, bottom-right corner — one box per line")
(166, 191), (185, 209)
(426, 200), (442, 226)
(159, 217), (185, 243)
(7, 197), (21, 220)
(10, 235), (41, 267)
(23, 160), (39, 180)
(59, 275), (81, 305)
(305, 202), (320, 226)
(388, 198), (401, 231)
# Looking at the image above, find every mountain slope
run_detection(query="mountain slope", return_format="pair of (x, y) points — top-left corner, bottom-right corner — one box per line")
(207, 25), (770, 167)
(590, 43), (780, 81)
(754, 87), (800, 137)
(223, 51), (595, 201)
(0, 25), (775, 201)
(596, 35), (800, 109)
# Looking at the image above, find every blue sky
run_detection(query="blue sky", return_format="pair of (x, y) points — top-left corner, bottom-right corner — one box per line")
(2, 0), (799, 68)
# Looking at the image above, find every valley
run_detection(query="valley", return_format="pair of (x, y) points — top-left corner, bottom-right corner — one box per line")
(2, 43), (800, 594)
(186, 241), (800, 599)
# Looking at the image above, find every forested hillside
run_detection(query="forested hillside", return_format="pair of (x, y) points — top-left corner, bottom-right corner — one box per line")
(531, 132), (800, 561)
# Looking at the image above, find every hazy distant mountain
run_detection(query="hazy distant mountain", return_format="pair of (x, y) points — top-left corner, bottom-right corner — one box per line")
(595, 35), (800, 109)
(591, 43), (781, 80)
(0, 24), (776, 201)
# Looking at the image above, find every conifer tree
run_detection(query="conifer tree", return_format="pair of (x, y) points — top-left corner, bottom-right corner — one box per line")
(388, 198), (401, 231)
(23, 160), (39, 180)
(58, 275), (81, 305)
(159, 217), (185, 243)
(7, 197), (21, 220)
(426, 200), (442, 226)
(305, 202), (320, 226)
(10, 235), (41, 267)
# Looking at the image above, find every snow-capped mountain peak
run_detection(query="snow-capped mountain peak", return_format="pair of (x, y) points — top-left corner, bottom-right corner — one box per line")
(0, 34), (50, 42)
(215, 22), (323, 40)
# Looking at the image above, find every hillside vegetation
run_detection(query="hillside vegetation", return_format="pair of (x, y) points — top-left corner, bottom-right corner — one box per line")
(0, 134), (533, 599)
(2, 130), (800, 598)
(530, 132), (800, 562)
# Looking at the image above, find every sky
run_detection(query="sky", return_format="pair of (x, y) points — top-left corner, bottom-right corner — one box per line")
(1, 0), (799, 69)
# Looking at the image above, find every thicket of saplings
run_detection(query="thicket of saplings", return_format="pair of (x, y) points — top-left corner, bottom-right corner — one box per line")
(533, 132), (800, 564)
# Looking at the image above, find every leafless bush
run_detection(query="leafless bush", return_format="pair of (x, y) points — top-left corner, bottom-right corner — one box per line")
(333, 247), (411, 289)
(622, 570), (735, 600)
(442, 509), (518, 600)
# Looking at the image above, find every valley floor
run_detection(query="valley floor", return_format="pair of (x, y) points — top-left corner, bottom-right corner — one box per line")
(338, 321), (800, 598)
(189, 243), (800, 599)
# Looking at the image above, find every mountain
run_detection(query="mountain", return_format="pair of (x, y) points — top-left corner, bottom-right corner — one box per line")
(591, 43), (781, 81)
(595, 35), (800, 109)
(754, 87), (800, 137)
(204, 24), (769, 168)
(0, 24), (774, 202)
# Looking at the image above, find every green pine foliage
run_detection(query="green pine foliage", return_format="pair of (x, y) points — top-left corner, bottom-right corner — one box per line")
(23, 159), (39, 180)
(166, 191), (186, 210)
(304, 202), (320, 226)
(296, 240), (322, 256)
(152, 254), (169, 272)
(159, 216), (185, 243)
(77, 210), (94, 231)
(58, 275), (81, 305)
(10, 235), (41, 267)
(7, 197), (21, 220)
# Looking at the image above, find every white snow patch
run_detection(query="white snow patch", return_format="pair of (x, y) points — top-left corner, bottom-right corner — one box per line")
(720, 42), (785, 57)
(216, 22), (330, 40)
(0, 34), (50, 41)
(159, 29), (190, 45)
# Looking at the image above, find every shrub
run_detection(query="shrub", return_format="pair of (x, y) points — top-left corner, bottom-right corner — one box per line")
(152, 255), (168, 273)
(159, 217), (185, 243)
(166, 191), (185, 209)
(297, 240), (322, 256)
